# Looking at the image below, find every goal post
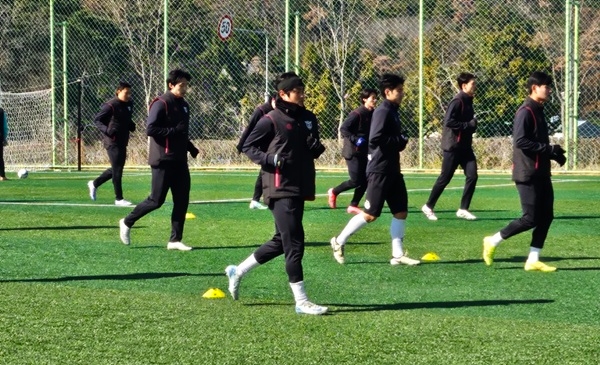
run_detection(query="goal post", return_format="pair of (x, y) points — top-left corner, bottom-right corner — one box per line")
(0, 88), (53, 171)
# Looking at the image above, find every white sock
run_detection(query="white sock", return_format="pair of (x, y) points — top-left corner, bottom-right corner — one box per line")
(290, 281), (308, 304)
(489, 232), (503, 247)
(390, 217), (406, 258)
(337, 214), (368, 245)
(237, 254), (260, 277)
(527, 247), (541, 263)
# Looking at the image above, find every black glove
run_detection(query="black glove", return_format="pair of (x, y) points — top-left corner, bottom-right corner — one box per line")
(269, 154), (286, 170)
(552, 153), (566, 167)
(175, 121), (188, 135)
(129, 122), (136, 132)
(467, 117), (477, 129)
(549, 144), (565, 156)
(107, 124), (119, 136)
(307, 135), (326, 158)
(189, 145), (199, 158)
(399, 134), (409, 152)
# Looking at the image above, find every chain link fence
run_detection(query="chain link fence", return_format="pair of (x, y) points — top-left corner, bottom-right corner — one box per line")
(1, 0), (599, 171)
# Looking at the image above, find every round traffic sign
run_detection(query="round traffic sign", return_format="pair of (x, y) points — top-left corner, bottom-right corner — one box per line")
(218, 15), (233, 41)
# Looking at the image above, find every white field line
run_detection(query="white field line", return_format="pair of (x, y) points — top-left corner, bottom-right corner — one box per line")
(0, 178), (590, 208)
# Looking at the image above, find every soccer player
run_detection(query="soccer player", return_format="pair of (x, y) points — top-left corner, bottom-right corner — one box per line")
(225, 72), (328, 315)
(119, 69), (199, 251)
(236, 94), (276, 210)
(329, 74), (420, 266)
(88, 81), (135, 206)
(328, 88), (378, 214)
(0, 106), (7, 181)
(422, 73), (478, 221)
(482, 71), (566, 272)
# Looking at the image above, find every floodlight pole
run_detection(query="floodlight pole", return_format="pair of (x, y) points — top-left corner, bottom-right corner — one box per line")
(164, 0), (169, 83)
(50, 0), (56, 167)
(61, 21), (68, 166)
(563, 0), (581, 170)
(294, 11), (300, 74)
(76, 77), (82, 171)
(572, 0), (580, 169)
(285, 0), (290, 71)
(265, 33), (269, 102)
(418, 0), (424, 169)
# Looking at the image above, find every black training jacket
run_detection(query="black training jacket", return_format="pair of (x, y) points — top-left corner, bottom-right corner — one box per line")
(340, 105), (373, 159)
(147, 91), (194, 167)
(441, 91), (476, 152)
(236, 101), (273, 153)
(366, 99), (405, 175)
(512, 97), (554, 183)
(93, 98), (135, 148)
(242, 99), (324, 205)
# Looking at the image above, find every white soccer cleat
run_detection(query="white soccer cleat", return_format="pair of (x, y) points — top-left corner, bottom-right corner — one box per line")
(88, 181), (96, 201)
(119, 218), (130, 245)
(249, 200), (268, 210)
(295, 301), (328, 315)
(225, 265), (240, 300)
(456, 209), (477, 220)
(421, 204), (438, 221)
(330, 237), (345, 264)
(115, 199), (133, 207)
(167, 241), (193, 251)
(390, 255), (421, 266)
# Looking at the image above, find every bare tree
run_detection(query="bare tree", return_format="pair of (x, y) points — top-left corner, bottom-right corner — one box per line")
(304, 0), (380, 137)
(83, 0), (164, 106)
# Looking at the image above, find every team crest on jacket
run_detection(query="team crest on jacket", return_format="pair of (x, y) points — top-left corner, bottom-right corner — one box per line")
(184, 107), (188, 113)
(127, 106), (131, 111)
(304, 120), (313, 130)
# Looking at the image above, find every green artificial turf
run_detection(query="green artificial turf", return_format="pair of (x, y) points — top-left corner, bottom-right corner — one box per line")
(0, 171), (598, 364)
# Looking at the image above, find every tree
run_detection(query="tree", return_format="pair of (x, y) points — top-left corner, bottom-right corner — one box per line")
(82, 0), (165, 107)
(303, 0), (380, 137)
(0, 0), (50, 92)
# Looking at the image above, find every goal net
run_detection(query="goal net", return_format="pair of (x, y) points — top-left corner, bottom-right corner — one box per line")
(0, 89), (53, 171)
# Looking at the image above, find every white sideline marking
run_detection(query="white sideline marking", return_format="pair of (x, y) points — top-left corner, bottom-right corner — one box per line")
(0, 179), (589, 208)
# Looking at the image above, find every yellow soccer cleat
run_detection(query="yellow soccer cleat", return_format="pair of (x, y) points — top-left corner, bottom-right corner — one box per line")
(524, 261), (557, 272)
(482, 237), (496, 266)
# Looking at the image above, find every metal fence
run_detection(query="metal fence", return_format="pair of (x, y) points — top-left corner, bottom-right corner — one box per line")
(0, 0), (599, 171)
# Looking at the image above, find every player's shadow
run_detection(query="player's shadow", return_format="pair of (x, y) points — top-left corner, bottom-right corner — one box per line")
(305, 206), (337, 211)
(0, 225), (117, 231)
(498, 266), (600, 271)
(129, 243), (261, 250)
(329, 298), (554, 313)
(435, 256), (600, 265)
(0, 272), (220, 283)
(415, 209), (508, 214)
(0, 199), (67, 203)
(304, 240), (381, 248)
(554, 215), (600, 220)
(476, 215), (600, 221)
(244, 298), (555, 313)
(345, 260), (390, 265)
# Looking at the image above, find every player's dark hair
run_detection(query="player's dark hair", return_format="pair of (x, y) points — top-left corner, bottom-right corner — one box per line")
(273, 72), (304, 94)
(456, 73), (476, 89)
(359, 88), (378, 105)
(166, 69), (192, 88)
(379, 73), (405, 97)
(115, 81), (131, 95)
(527, 71), (552, 94)
(273, 72), (298, 89)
